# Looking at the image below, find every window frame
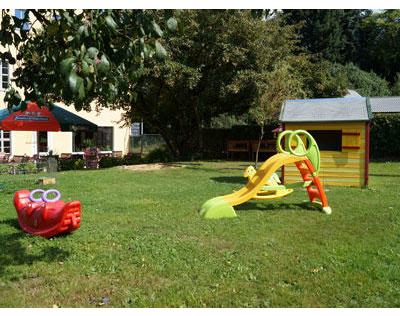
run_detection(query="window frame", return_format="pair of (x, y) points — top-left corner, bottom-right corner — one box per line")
(0, 130), (11, 154)
(0, 60), (11, 91)
(97, 126), (114, 152)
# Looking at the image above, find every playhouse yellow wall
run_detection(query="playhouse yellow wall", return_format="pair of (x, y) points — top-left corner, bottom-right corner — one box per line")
(284, 122), (367, 187)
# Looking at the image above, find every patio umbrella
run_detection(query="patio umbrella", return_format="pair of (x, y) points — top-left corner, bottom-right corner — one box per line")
(0, 101), (97, 132)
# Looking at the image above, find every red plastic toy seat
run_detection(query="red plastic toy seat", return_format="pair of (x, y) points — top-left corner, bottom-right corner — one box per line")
(13, 190), (81, 238)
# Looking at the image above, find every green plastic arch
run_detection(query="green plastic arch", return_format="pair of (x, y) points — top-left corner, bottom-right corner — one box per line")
(276, 130), (293, 155)
(287, 130), (313, 157)
(276, 129), (321, 174)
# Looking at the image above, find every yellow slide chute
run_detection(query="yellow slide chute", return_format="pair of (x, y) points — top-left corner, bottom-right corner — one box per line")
(199, 153), (307, 219)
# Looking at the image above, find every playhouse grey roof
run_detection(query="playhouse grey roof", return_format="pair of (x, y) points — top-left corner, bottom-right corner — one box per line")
(280, 97), (371, 122)
(369, 97), (400, 113)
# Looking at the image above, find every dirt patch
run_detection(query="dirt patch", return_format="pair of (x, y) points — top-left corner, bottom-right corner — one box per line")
(118, 163), (184, 171)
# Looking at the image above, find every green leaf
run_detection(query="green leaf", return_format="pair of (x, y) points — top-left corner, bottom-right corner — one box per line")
(68, 72), (83, 94)
(48, 99), (55, 110)
(151, 21), (163, 37)
(60, 57), (76, 76)
(78, 82), (85, 99)
(86, 77), (93, 90)
(167, 18), (178, 32)
(155, 40), (167, 60)
(87, 47), (99, 59)
(97, 55), (110, 74)
(37, 97), (46, 107)
(105, 16), (118, 32)
(77, 25), (88, 42)
(81, 60), (89, 76)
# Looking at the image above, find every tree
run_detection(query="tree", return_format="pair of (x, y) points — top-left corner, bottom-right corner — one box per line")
(329, 63), (391, 97)
(249, 62), (304, 168)
(282, 9), (371, 65)
(120, 10), (338, 159)
(360, 10), (400, 83)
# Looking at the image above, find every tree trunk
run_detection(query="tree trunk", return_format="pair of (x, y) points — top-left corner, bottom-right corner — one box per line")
(255, 124), (264, 169)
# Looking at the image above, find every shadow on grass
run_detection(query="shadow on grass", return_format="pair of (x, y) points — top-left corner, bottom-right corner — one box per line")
(235, 201), (321, 213)
(210, 176), (246, 184)
(0, 218), (70, 278)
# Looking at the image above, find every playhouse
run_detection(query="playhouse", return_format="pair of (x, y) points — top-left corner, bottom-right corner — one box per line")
(280, 97), (371, 187)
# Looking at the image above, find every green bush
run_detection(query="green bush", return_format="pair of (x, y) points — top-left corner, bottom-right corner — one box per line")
(370, 114), (400, 159)
(74, 159), (85, 170)
(0, 164), (13, 174)
(144, 145), (174, 163)
(99, 156), (124, 168)
(0, 163), (36, 174)
(122, 154), (143, 165)
(330, 63), (391, 97)
(58, 158), (85, 171)
(58, 159), (76, 171)
(24, 162), (37, 174)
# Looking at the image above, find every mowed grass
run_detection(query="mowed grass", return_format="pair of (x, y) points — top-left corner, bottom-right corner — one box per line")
(0, 160), (399, 307)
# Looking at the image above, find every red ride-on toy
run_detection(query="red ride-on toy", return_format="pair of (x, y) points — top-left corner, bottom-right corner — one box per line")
(13, 189), (81, 238)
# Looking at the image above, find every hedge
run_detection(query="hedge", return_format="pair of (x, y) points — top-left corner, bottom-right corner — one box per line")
(370, 114), (400, 159)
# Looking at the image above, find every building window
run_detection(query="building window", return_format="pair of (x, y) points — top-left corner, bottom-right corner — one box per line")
(37, 131), (48, 153)
(73, 130), (95, 152)
(14, 9), (30, 31)
(307, 130), (342, 151)
(97, 127), (113, 151)
(0, 130), (11, 154)
(1, 61), (10, 90)
(72, 128), (113, 152)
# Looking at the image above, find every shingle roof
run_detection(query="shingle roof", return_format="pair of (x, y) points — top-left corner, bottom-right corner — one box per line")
(280, 97), (371, 122)
(370, 97), (400, 113)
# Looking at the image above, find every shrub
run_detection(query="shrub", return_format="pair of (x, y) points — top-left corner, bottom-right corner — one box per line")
(0, 164), (13, 174)
(58, 158), (85, 171)
(122, 154), (143, 165)
(144, 145), (174, 163)
(58, 159), (76, 171)
(99, 156), (124, 168)
(74, 159), (85, 170)
(370, 114), (400, 159)
(15, 163), (37, 174)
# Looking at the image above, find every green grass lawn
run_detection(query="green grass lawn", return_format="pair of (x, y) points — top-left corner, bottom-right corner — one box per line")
(0, 160), (399, 307)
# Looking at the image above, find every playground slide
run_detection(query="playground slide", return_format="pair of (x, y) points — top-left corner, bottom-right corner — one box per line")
(199, 153), (307, 219)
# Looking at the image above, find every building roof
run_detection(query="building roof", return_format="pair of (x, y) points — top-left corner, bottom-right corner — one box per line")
(369, 96), (400, 113)
(344, 89), (362, 98)
(280, 97), (371, 123)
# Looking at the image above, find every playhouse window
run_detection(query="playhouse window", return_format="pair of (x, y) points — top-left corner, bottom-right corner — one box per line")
(307, 130), (342, 151)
